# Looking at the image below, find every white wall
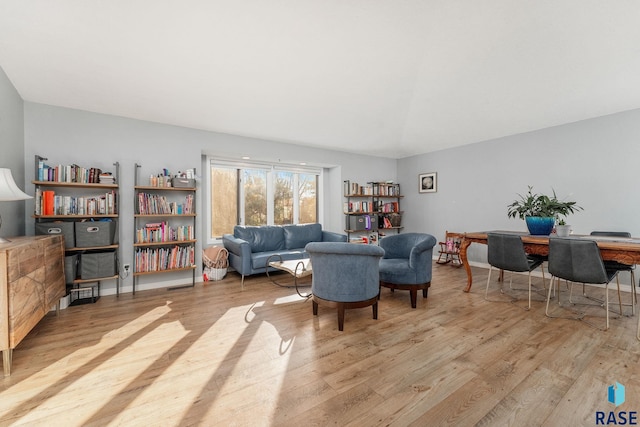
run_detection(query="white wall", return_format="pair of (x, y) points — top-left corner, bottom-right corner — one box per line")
(0, 67), (27, 239)
(398, 108), (640, 268)
(23, 102), (396, 294)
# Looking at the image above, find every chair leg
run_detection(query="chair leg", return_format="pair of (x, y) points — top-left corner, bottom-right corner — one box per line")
(372, 301), (378, 320)
(485, 265), (493, 301)
(337, 304), (345, 331)
(313, 300), (318, 316)
(526, 272), (532, 311)
(605, 283), (610, 330)
(423, 288), (428, 298)
(545, 276), (556, 318)
(631, 270), (637, 315)
(409, 289), (417, 309)
(637, 301), (640, 341)
(615, 275), (623, 316)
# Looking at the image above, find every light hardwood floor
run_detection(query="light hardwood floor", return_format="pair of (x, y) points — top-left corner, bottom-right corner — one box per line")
(1, 264), (639, 426)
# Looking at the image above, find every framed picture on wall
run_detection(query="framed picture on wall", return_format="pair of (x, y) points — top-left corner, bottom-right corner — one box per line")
(419, 172), (437, 193)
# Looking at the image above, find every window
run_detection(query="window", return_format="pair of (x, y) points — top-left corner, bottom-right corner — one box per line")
(208, 160), (320, 241)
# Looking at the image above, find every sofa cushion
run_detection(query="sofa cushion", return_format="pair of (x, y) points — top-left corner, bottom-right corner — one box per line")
(234, 225), (285, 253)
(283, 223), (323, 249)
(251, 249), (308, 270)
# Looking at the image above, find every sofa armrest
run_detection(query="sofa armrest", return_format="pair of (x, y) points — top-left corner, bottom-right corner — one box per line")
(321, 230), (348, 242)
(222, 234), (251, 255)
(223, 234), (253, 275)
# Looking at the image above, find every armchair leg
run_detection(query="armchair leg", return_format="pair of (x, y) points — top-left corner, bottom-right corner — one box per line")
(337, 304), (345, 331)
(373, 301), (378, 320)
(313, 300), (318, 316)
(410, 290), (417, 309)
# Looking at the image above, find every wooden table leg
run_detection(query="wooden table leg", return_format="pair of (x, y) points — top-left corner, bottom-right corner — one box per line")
(460, 238), (473, 292)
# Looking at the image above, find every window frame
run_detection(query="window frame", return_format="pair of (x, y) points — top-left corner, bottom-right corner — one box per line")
(205, 157), (323, 245)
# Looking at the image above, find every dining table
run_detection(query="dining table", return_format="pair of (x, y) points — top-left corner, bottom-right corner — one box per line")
(459, 230), (640, 293)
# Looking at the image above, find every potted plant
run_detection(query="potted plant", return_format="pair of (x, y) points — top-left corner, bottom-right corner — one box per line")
(507, 186), (582, 235)
(555, 218), (572, 237)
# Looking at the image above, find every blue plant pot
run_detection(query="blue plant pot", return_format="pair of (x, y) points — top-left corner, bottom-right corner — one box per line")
(525, 216), (555, 235)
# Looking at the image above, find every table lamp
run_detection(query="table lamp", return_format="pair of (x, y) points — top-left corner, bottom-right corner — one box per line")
(0, 168), (32, 243)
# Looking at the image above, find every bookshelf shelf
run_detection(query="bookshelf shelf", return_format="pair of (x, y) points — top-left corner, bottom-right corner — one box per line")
(133, 163), (197, 294)
(33, 154), (121, 302)
(133, 265), (197, 277)
(134, 214), (197, 218)
(34, 214), (118, 219)
(134, 240), (197, 247)
(343, 180), (403, 244)
(33, 181), (118, 189)
(134, 185), (196, 191)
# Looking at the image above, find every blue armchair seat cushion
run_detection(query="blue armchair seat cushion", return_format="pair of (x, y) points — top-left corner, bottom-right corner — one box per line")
(379, 259), (420, 284)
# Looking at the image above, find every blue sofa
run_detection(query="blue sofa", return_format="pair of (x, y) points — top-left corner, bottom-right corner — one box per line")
(222, 223), (347, 286)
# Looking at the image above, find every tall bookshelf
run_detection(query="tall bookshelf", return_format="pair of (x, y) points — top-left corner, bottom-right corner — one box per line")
(343, 180), (403, 244)
(33, 155), (121, 303)
(133, 164), (197, 294)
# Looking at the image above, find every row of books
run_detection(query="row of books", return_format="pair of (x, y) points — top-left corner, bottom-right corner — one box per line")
(35, 189), (117, 216)
(370, 182), (400, 196)
(134, 246), (195, 272)
(344, 201), (372, 213)
(135, 222), (194, 244)
(378, 201), (399, 213)
(343, 201), (399, 213)
(37, 160), (112, 184)
(343, 181), (401, 197)
(137, 193), (194, 215)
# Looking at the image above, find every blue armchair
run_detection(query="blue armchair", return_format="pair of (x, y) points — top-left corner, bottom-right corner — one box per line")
(305, 242), (385, 331)
(379, 233), (437, 308)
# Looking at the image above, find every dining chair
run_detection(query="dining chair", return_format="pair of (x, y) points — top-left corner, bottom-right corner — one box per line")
(485, 232), (546, 310)
(589, 231), (636, 315)
(545, 237), (621, 330)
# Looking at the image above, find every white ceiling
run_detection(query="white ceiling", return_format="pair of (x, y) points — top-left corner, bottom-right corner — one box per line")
(2, 1), (640, 159)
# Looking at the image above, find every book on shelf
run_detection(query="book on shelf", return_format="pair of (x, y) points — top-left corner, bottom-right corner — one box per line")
(134, 245), (195, 272)
(35, 189), (117, 216)
(137, 193), (194, 215)
(37, 160), (110, 184)
(135, 221), (195, 243)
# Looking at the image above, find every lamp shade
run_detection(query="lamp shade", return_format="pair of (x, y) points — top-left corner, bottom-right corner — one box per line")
(0, 168), (32, 201)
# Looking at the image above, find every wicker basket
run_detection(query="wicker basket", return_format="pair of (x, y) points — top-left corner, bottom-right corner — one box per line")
(203, 246), (229, 281)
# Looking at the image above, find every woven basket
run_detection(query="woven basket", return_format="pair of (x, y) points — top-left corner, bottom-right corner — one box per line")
(203, 247), (229, 281)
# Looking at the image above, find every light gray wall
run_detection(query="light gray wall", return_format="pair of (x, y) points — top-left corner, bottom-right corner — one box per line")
(0, 67), (26, 238)
(398, 108), (640, 265)
(23, 102), (396, 294)
(17, 92), (640, 293)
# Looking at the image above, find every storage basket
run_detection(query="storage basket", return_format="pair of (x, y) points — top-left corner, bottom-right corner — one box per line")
(388, 213), (402, 227)
(203, 246), (228, 281)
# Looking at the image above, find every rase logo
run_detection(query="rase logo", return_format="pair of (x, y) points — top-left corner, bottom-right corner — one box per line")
(596, 382), (637, 425)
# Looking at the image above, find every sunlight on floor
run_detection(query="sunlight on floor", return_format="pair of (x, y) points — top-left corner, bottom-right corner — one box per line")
(0, 304), (183, 425)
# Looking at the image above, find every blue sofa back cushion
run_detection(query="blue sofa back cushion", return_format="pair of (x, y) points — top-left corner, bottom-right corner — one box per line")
(284, 223), (323, 249)
(234, 225), (285, 253)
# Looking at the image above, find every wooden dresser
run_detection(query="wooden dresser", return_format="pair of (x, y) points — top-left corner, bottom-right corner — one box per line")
(0, 235), (66, 376)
